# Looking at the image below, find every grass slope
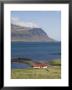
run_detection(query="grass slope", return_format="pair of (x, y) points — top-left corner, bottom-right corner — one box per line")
(11, 66), (61, 79)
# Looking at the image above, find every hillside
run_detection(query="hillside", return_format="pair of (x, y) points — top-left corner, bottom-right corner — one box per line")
(11, 24), (54, 42)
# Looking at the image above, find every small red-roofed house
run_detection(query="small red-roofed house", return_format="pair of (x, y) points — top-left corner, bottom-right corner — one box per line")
(32, 63), (48, 68)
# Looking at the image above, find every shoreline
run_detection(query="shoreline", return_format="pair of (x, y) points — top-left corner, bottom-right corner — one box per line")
(11, 58), (61, 69)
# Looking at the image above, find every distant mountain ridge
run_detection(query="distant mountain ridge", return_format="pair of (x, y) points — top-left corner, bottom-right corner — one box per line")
(11, 24), (54, 42)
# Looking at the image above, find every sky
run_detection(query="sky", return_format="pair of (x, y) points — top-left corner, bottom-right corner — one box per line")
(11, 11), (61, 41)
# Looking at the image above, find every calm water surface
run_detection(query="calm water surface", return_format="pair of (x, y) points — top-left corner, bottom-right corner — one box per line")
(11, 42), (61, 69)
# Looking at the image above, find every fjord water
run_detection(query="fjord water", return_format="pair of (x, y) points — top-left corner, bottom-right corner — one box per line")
(11, 42), (61, 68)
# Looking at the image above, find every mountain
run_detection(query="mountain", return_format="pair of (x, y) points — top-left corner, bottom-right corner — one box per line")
(11, 24), (54, 42)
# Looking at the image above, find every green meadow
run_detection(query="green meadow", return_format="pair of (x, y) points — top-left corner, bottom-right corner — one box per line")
(11, 66), (61, 79)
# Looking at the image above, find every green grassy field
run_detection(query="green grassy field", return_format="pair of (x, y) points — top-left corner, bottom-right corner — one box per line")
(11, 66), (61, 79)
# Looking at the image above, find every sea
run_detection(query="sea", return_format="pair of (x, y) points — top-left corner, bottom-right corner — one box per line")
(11, 42), (61, 69)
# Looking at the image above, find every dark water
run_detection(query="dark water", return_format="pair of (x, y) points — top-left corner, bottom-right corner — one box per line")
(11, 42), (61, 69)
(12, 63), (30, 69)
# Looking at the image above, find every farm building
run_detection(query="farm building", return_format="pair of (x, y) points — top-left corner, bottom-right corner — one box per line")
(32, 63), (48, 68)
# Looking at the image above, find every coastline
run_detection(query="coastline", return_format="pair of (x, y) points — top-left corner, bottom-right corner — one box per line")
(11, 58), (61, 79)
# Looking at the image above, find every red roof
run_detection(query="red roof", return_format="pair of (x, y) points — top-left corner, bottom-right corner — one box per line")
(32, 63), (48, 67)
